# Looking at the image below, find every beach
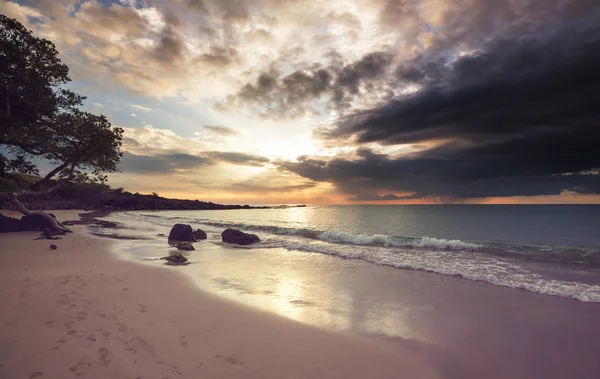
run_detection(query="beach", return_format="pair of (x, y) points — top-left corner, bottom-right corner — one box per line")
(0, 211), (438, 379)
(2, 209), (600, 379)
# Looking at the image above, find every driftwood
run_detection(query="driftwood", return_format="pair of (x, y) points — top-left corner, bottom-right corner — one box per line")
(0, 183), (72, 234)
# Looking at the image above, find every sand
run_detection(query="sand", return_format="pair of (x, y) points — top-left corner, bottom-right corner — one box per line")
(0, 211), (439, 379)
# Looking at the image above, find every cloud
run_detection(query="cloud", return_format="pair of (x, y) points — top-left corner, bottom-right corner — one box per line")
(119, 149), (271, 174)
(119, 151), (210, 174)
(277, 140), (600, 200)
(204, 151), (270, 167)
(224, 51), (394, 118)
(347, 193), (403, 201)
(324, 26), (600, 147)
(131, 104), (155, 112)
(202, 125), (239, 137)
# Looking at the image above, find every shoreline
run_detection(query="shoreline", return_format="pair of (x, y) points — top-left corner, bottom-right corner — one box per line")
(0, 211), (438, 379)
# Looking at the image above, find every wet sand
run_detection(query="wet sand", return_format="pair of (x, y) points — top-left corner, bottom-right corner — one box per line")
(0, 211), (438, 379)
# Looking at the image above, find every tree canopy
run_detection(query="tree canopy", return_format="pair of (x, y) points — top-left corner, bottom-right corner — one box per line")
(0, 14), (123, 187)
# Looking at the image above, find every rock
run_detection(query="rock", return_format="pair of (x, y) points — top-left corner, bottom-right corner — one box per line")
(221, 228), (260, 245)
(0, 214), (22, 233)
(160, 253), (188, 265)
(176, 242), (195, 251)
(50, 245), (58, 250)
(168, 224), (194, 242)
(156, 233), (166, 237)
(62, 221), (77, 226)
(95, 220), (118, 228)
(192, 229), (207, 240)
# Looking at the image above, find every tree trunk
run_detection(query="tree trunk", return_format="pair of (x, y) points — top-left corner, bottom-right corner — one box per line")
(1, 183), (72, 234)
(33, 161), (71, 190)
(3, 193), (71, 233)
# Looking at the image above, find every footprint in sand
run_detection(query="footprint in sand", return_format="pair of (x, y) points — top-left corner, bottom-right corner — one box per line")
(97, 329), (111, 338)
(49, 339), (66, 351)
(98, 348), (111, 366)
(179, 336), (188, 348)
(138, 304), (148, 313)
(76, 312), (88, 321)
(215, 354), (244, 365)
(44, 321), (56, 329)
(29, 372), (43, 378)
(69, 362), (91, 376)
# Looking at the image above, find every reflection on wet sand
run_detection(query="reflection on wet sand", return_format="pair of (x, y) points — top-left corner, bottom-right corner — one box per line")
(175, 243), (417, 343)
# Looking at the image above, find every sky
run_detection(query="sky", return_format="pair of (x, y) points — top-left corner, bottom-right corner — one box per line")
(2, 0), (600, 204)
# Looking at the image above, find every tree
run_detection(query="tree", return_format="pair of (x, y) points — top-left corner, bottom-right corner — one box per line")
(0, 15), (123, 233)
(0, 15), (122, 185)
(7, 155), (39, 175)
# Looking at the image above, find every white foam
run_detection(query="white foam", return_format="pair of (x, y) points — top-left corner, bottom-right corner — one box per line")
(317, 230), (482, 251)
(283, 240), (600, 303)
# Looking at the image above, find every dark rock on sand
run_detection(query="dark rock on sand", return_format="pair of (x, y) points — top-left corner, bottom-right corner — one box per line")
(50, 245), (58, 250)
(161, 253), (188, 265)
(168, 224), (194, 242)
(176, 242), (195, 251)
(192, 229), (207, 240)
(221, 228), (260, 245)
(157, 233), (166, 237)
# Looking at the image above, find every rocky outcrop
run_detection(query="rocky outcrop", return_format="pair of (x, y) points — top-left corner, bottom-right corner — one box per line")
(192, 229), (207, 240)
(168, 224), (194, 242)
(176, 242), (195, 251)
(161, 253), (188, 265)
(221, 228), (260, 245)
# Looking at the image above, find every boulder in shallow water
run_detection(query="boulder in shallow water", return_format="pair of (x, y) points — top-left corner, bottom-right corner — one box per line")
(161, 253), (188, 265)
(221, 228), (260, 245)
(192, 229), (207, 240)
(176, 242), (195, 251)
(168, 224), (194, 242)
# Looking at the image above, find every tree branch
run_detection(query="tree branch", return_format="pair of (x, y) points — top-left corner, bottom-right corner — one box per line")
(0, 187), (71, 234)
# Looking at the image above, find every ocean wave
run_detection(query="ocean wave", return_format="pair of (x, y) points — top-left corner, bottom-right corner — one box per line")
(126, 212), (599, 265)
(317, 230), (482, 250)
(282, 241), (600, 302)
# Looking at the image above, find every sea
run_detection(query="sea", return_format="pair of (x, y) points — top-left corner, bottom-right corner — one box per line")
(97, 205), (600, 301)
(93, 204), (600, 378)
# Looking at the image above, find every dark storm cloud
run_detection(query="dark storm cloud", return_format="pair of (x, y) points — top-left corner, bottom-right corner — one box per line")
(277, 134), (600, 199)
(229, 181), (317, 193)
(119, 150), (270, 174)
(227, 51), (393, 117)
(202, 125), (240, 137)
(326, 27), (600, 145)
(272, 0), (600, 200)
(347, 193), (402, 201)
